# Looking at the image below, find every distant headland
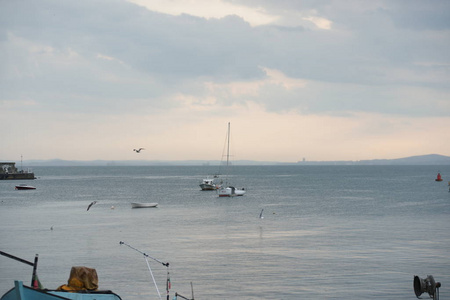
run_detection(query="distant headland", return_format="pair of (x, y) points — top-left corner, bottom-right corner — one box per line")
(11, 154), (450, 166)
(296, 154), (450, 166)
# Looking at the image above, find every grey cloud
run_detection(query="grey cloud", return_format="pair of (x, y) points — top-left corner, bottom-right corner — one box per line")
(2, 0), (264, 80)
(386, 0), (450, 31)
(1, 0), (449, 117)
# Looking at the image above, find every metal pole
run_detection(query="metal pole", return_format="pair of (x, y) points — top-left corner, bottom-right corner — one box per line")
(0, 251), (38, 288)
(31, 254), (39, 288)
(226, 122), (230, 167)
(0, 251), (34, 266)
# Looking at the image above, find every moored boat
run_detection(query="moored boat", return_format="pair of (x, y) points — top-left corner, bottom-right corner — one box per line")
(15, 184), (36, 190)
(217, 122), (246, 197)
(131, 202), (158, 208)
(199, 175), (221, 190)
(218, 186), (246, 197)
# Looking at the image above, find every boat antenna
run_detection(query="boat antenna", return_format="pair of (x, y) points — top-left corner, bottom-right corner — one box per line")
(120, 241), (170, 300)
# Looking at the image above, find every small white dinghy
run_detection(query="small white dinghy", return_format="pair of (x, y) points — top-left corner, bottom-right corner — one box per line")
(131, 202), (158, 208)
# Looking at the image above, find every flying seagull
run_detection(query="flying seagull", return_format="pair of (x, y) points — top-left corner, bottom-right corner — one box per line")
(259, 209), (264, 219)
(133, 148), (145, 153)
(87, 201), (97, 211)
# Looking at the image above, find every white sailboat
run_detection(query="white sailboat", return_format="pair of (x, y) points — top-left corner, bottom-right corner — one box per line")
(217, 122), (246, 197)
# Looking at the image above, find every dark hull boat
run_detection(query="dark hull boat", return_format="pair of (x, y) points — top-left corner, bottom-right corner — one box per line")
(15, 184), (36, 190)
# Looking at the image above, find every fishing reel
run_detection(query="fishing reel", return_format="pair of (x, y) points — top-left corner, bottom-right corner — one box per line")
(414, 275), (441, 299)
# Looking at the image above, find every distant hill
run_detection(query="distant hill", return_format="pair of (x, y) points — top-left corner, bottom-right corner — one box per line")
(298, 154), (450, 165)
(357, 154), (450, 165)
(12, 154), (450, 166)
(21, 159), (277, 167)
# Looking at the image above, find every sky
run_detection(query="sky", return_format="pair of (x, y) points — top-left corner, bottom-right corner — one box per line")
(1, 0), (449, 163)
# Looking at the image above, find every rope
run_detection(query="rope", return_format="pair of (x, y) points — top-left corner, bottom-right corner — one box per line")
(120, 241), (170, 300)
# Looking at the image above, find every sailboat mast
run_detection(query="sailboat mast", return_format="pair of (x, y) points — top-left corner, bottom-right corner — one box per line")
(226, 122), (230, 167)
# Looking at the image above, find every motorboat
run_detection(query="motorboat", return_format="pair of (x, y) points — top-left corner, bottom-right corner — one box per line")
(15, 184), (36, 190)
(131, 202), (158, 208)
(199, 175), (221, 190)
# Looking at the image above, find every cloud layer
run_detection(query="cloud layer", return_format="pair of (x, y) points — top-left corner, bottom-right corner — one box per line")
(1, 0), (449, 161)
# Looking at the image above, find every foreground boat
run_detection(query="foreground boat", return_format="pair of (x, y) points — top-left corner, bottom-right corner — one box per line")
(1, 280), (122, 300)
(15, 184), (36, 190)
(1, 248), (194, 300)
(131, 202), (158, 208)
(0, 251), (121, 300)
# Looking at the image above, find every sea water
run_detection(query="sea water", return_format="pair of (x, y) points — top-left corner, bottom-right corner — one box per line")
(0, 165), (449, 299)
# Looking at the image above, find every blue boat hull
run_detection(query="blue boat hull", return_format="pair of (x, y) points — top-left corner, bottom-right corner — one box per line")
(1, 281), (122, 300)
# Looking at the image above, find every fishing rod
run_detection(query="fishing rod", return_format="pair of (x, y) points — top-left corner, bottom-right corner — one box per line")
(120, 241), (170, 300)
(120, 241), (169, 267)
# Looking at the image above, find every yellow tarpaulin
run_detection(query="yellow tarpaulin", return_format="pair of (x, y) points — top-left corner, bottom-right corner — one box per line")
(57, 266), (99, 292)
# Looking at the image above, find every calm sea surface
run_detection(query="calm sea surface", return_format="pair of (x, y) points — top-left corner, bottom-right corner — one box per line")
(1, 165), (449, 299)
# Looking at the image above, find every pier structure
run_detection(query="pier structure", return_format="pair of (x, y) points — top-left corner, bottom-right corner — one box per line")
(0, 162), (35, 180)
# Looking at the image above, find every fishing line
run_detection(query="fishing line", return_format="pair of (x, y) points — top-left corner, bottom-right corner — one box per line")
(120, 241), (170, 300)
(144, 256), (162, 300)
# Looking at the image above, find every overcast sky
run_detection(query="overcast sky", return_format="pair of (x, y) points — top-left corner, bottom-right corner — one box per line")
(1, 0), (449, 162)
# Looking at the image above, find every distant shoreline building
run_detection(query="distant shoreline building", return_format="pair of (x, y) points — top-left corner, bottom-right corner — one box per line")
(0, 162), (36, 180)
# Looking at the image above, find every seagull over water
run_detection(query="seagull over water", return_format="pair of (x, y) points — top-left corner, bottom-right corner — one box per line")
(133, 148), (145, 153)
(87, 201), (97, 211)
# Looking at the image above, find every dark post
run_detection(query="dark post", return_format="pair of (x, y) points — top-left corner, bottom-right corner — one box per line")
(31, 254), (39, 288)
